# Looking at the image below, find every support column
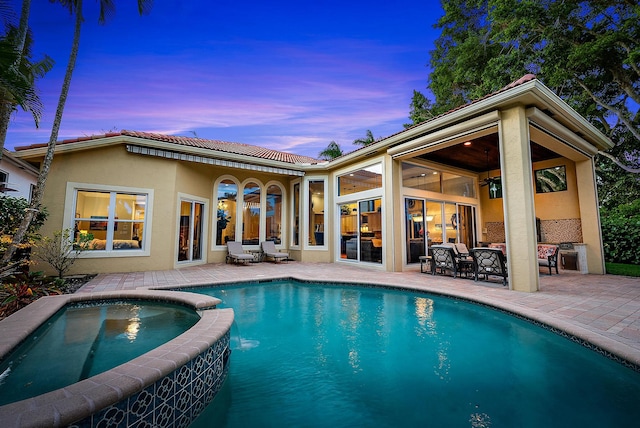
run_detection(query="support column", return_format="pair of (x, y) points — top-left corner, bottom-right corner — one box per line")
(575, 158), (606, 274)
(499, 106), (540, 292)
(386, 155), (402, 272)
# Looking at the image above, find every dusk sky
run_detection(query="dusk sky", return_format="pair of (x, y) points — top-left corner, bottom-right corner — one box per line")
(6, 0), (443, 158)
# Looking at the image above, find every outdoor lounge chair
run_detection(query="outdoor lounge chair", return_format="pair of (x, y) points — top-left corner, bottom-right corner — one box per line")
(470, 247), (508, 286)
(226, 242), (255, 265)
(261, 240), (289, 263)
(537, 244), (560, 275)
(429, 245), (458, 277)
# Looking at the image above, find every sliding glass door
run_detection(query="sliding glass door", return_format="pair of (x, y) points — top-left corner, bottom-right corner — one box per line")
(405, 199), (477, 264)
(178, 200), (204, 262)
(339, 198), (382, 264)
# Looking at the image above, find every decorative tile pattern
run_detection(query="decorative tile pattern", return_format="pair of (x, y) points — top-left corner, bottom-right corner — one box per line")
(540, 218), (582, 243)
(485, 219), (582, 245)
(485, 222), (505, 243)
(75, 330), (230, 427)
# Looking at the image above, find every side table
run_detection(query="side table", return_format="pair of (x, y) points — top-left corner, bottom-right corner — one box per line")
(419, 255), (432, 273)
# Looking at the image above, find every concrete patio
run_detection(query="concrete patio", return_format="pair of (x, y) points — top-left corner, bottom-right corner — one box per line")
(79, 262), (640, 368)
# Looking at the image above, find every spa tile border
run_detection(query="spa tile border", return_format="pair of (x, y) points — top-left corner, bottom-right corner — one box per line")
(0, 290), (233, 428)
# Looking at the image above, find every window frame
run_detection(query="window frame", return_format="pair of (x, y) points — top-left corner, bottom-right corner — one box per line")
(176, 193), (208, 265)
(265, 180), (286, 247)
(64, 182), (153, 258)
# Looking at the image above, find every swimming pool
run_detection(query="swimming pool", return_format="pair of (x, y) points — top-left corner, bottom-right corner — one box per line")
(0, 300), (201, 406)
(189, 279), (640, 427)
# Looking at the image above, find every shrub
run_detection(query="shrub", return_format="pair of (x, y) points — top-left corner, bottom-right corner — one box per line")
(35, 229), (93, 279)
(0, 196), (48, 238)
(0, 196), (48, 276)
(0, 271), (63, 319)
(600, 199), (640, 265)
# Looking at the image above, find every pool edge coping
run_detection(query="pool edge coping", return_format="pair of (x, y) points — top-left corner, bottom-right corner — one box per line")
(150, 275), (640, 371)
(0, 290), (234, 427)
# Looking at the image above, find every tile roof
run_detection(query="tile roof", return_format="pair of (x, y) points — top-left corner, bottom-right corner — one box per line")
(378, 74), (539, 142)
(14, 75), (537, 165)
(15, 130), (322, 165)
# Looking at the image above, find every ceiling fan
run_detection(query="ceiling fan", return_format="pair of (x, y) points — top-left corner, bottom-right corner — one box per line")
(479, 148), (500, 187)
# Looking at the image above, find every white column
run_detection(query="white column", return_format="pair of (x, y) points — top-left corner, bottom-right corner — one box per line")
(499, 106), (540, 292)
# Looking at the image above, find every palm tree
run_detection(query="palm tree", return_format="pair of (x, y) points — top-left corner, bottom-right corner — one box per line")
(1, 0), (153, 267)
(0, 0), (52, 159)
(318, 141), (343, 160)
(353, 129), (376, 146)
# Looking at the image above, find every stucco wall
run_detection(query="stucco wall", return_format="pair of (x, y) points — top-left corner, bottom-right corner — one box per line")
(35, 145), (178, 275)
(480, 157), (582, 244)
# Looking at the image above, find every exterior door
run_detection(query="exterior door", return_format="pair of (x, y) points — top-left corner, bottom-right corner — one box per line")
(178, 200), (203, 262)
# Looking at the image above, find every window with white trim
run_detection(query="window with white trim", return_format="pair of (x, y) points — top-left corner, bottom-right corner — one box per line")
(74, 190), (147, 251)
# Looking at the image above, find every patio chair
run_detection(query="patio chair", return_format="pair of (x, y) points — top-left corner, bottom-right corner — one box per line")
(429, 245), (458, 278)
(470, 247), (508, 286)
(226, 241), (255, 265)
(538, 244), (560, 275)
(454, 243), (470, 258)
(261, 240), (289, 263)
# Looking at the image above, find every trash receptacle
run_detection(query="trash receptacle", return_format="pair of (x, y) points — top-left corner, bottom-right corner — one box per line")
(561, 251), (578, 270)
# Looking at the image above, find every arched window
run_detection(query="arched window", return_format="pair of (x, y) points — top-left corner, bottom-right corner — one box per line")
(216, 179), (237, 245)
(265, 184), (283, 244)
(242, 182), (261, 245)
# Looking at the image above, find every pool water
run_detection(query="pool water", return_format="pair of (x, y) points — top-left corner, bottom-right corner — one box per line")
(0, 300), (200, 406)
(190, 280), (640, 427)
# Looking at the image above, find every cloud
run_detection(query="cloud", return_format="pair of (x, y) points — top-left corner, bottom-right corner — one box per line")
(6, 36), (421, 158)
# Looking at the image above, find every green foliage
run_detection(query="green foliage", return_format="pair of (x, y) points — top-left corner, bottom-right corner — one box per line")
(0, 195), (47, 238)
(318, 141), (344, 160)
(596, 148), (640, 211)
(419, 0), (640, 223)
(0, 271), (63, 319)
(0, 196), (47, 276)
(353, 130), (376, 146)
(35, 228), (93, 279)
(605, 262), (640, 278)
(0, 23), (54, 128)
(600, 199), (640, 265)
(404, 90), (435, 127)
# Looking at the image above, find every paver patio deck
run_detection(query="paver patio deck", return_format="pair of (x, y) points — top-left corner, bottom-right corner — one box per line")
(79, 262), (640, 368)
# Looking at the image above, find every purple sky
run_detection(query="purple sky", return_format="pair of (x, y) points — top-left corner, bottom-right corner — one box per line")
(5, 0), (442, 159)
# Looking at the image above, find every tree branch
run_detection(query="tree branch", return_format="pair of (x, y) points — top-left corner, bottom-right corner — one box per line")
(576, 79), (640, 143)
(598, 150), (640, 174)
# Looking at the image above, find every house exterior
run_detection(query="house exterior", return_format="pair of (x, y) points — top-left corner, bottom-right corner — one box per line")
(12, 76), (613, 292)
(0, 148), (38, 201)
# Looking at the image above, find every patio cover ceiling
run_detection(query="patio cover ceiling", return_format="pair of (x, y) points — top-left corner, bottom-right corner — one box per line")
(415, 134), (560, 172)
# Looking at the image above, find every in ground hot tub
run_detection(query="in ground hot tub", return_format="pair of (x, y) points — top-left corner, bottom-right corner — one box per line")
(0, 289), (233, 427)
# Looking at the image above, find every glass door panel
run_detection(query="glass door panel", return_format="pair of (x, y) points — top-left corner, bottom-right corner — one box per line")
(444, 202), (457, 244)
(178, 200), (204, 262)
(340, 202), (357, 259)
(405, 198), (425, 264)
(359, 199), (382, 264)
(457, 205), (477, 250)
(425, 201), (442, 246)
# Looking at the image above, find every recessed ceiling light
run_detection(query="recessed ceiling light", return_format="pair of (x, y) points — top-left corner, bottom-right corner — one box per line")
(463, 141), (472, 146)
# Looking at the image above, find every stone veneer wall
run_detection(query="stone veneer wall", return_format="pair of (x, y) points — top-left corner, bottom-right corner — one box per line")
(539, 218), (582, 243)
(485, 222), (505, 243)
(484, 218), (582, 244)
